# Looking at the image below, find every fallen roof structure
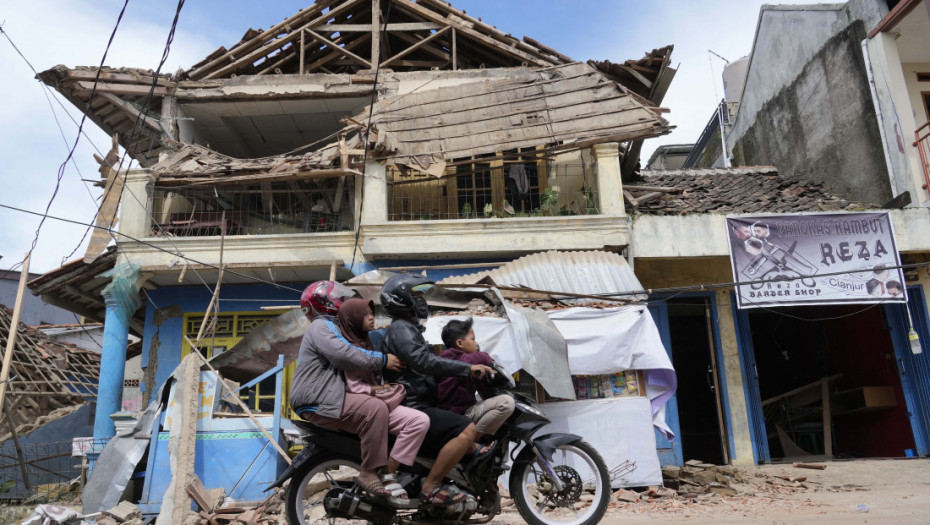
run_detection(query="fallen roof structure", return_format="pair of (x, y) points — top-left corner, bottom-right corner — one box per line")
(151, 62), (672, 186)
(629, 167), (875, 215)
(0, 304), (100, 437)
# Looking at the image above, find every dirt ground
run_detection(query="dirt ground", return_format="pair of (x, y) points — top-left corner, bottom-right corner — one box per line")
(490, 458), (930, 525)
(4, 458), (928, 524)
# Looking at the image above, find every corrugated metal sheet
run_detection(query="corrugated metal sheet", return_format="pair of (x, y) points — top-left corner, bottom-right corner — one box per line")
(438, 250), (646, 303)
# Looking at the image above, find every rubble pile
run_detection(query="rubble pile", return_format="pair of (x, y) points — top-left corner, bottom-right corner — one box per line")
(604, 460), (868, 518)
(186, 486), (285, 525)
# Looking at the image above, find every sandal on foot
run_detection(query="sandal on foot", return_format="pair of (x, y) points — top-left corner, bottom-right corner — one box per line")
(469, 441), (496, 462)
(381, 473), (415, 508)
(419, 485), (466, 507)
(355, 476), (391, 500)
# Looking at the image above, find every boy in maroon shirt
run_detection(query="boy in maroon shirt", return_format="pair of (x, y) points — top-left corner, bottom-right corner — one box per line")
(437, 318), (515, 455)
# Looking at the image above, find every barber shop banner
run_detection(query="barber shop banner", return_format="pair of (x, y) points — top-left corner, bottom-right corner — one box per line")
(726, 211), (906, 309)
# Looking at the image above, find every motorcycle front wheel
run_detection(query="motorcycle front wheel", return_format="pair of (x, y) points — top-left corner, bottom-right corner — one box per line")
(285, 453), (365, 525)
(509, 439), (611, 525)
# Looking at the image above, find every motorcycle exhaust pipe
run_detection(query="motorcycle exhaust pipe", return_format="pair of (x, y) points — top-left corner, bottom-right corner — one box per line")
(323, 487), (395, 523)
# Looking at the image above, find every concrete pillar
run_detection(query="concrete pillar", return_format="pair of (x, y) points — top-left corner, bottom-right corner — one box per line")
(592, 142), (625, 215)
(121, 169), (156, 239)
(357, 162), (388, 225)
(94, 263), (143, 441)
(714, 290), (756, 465)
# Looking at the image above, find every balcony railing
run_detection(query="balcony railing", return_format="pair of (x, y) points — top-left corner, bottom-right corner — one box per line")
(149, 180), (353, 237)
(387, 161), (600, 221)
(915, 119), (930, 193)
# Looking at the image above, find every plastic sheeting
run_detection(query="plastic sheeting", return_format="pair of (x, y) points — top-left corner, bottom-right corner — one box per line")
(547, 305), (677, 439)
(424, 304), (676, 438)
(540, 397), (662, 488)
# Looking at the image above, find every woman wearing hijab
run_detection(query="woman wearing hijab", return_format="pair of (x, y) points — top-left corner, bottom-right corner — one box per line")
(337, 298), (429, 507)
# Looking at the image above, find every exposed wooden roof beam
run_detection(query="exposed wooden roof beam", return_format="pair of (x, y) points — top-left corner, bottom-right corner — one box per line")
(305, 28), (373, 67)
(313, 22), (442, 31)
(381, 26), (451, 68)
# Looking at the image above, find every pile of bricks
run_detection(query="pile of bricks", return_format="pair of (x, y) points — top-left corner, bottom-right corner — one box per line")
(660, 459), (745, 498)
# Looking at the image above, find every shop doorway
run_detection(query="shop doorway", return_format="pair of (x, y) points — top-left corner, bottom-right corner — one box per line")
(746, 304), (916, 459)
(665, 297), (729, 465)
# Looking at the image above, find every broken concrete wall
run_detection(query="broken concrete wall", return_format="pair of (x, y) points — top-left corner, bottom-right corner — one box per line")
(729, 21), (890, 204)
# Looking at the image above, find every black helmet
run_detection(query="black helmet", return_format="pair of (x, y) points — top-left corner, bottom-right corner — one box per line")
(381, 274), (435, 319)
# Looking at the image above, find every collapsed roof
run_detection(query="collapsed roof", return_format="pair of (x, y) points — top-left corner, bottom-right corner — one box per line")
(37, 0), (675, 170)
(153, 62), (673, 185)
(0, 305), (101, 437)
(631, 167), (876, 215)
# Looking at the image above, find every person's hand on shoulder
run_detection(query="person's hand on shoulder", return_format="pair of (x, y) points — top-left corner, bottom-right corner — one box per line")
(385, 353), (406, 372)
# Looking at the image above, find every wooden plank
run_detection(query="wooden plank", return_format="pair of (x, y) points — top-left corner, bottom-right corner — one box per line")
(314, 22), (443, 31)
(305, 28), (372, 68)
(99, 92), (164, 133)
(371, 0), (380, 69)
(452, 27), (457, 70)
(73, 81), (171, 97)
(158, 168), (358, 187)
(822, 377), (832, 459)
(185, 475), (213, 511)
(85, 135), (123, 262)
(0, 252), (31, 412)
(392, 0), (551, 66)
(617, 64), (653, 89)
(64, 69), (175, 87)
(200, 0), (365, 80)
(299, 29), (305, 74)
(2, 402), (31, 489)
(186, 0), (336, 79)
(391, 31), (450, 62)
(381, 26), (451, 68)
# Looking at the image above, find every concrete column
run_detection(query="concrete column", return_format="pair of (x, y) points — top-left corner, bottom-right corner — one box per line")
(358, 161), (388, 225)
(94, 263), (143, 441)
(592, 143), (625, 215)
(121, 169), (156, 239)
(714, 290), (756, 465)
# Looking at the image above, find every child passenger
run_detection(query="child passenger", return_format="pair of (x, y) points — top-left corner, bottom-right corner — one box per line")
(437, 318), (515, 455)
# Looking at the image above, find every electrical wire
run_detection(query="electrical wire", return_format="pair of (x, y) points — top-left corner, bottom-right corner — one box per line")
(0, 202), (303, 294)
(350, 0), (395, 272)
(0, 1), (131, 266)
(5, 200), (930, 306)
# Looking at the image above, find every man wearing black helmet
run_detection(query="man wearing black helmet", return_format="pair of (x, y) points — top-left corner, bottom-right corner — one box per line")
(380, 274), (494, 507)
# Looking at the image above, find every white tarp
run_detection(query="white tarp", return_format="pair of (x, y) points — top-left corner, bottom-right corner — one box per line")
(539, 397), (662, 488)
(424, 304), (676, 438)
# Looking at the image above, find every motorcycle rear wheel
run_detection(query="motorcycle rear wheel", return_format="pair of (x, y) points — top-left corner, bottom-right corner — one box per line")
(285, 453), (365, 525)
(509, 439), (611, 525)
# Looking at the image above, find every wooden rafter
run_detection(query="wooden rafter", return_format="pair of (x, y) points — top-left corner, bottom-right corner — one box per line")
(381, 26), (451, 68)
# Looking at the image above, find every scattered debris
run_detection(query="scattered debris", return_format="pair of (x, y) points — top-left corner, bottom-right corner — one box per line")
(793, 462), (827, 470)
(188, 488), (286, 525)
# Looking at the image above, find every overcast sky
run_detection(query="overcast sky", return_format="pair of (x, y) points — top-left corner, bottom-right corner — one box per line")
(0, 0), (821, 274)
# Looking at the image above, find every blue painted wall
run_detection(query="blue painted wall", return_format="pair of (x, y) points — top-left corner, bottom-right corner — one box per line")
(141, 284), (308, 396)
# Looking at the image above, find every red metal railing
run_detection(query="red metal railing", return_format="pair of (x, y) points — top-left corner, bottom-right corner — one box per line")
(915, 119), (930, 193)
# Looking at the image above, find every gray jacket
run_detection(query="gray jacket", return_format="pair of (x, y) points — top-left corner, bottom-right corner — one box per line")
(289, 316), (386, 419)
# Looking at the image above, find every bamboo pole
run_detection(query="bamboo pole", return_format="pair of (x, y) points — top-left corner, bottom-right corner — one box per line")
(0, 252), (31, 412)
(3, 401), (31, 489)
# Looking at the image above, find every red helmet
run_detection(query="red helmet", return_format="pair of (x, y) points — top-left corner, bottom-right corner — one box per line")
(300, 281), (356, 320)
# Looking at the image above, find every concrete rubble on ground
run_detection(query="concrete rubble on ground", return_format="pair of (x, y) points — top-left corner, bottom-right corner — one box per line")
(602, 459), (867, 519)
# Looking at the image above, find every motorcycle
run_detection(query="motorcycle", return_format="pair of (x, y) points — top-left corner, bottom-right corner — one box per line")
(271, 363), (611, 525)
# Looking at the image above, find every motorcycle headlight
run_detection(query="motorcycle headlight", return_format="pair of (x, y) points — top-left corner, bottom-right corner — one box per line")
(516, 402), (545, 418)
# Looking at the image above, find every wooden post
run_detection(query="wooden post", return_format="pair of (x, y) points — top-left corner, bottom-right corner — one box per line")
(371, 0), (381, 70)
(0, 252), (30, 412)
(451, 27), (457, 70)
(822, 377), (832, 458)
(299, 29), (305, 75)
(3, 401), (31, 489)
(329, 261), (337, 281)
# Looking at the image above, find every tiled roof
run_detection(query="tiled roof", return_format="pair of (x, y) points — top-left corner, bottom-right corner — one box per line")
(633, 167), (875, 215)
